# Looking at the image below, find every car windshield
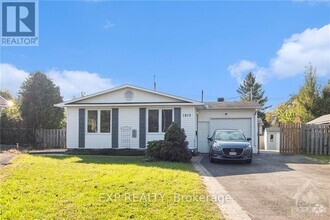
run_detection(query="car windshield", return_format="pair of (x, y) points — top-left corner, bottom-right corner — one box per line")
(214, 130), (246, 142)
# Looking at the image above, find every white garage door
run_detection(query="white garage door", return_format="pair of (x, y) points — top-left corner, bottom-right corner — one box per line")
(210, 118), (252, 140)
(197, 122), (209, 153)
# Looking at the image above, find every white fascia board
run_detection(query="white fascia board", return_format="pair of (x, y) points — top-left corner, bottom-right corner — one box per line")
(57, 103), (203, 108)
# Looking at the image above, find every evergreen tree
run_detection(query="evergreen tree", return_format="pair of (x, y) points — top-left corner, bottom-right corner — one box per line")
(237, 72), (269, 125)
(18, 72), (64, 133)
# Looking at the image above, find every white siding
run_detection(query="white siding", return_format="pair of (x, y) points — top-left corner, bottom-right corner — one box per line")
(198, 109), (255, 121)
(181, 106), (197, 149)
(264, 130), (281, 151)
(197, 121), (209, 153)
(77, 88), (181, 104)
(118, 107), (139, 148)
(66, 107), (79, 148)
(85, 135), (111, 148)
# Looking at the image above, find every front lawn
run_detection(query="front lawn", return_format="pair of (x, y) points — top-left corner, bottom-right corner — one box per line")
(0, 154), (221, 219)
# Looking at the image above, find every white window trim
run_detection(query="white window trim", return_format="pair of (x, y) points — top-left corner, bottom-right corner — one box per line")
(147, 108), (174, 134)
(86, 109), (112, 134)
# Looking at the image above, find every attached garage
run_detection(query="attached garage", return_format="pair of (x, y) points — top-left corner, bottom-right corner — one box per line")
(197, 102), (260, 153)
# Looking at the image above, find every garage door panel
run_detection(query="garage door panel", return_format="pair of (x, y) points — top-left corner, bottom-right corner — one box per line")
(210, 118), (252, 139)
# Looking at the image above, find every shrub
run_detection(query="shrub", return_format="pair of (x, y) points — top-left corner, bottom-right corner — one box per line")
(146, 123), (192, 162)
(163, 123), (192, 162)
(145, 140), (165, 161)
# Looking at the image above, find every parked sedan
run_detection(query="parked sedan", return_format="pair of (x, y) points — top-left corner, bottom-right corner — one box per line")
(208, 129), (252, 163)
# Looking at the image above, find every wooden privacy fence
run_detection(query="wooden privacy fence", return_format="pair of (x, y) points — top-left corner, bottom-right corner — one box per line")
(279, 123), (301, 154)
(35, 128), (66, 148)
(301, 124), (330, 155)
(280, 123), (330, 155)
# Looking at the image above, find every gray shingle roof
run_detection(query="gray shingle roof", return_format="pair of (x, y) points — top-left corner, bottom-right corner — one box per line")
(265, 127), (281, 132)
(307, 114), (330, 125)
(203, 101), (261, 110)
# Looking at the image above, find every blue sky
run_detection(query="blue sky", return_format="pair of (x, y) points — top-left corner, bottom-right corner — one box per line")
(1, 0), (329, 109)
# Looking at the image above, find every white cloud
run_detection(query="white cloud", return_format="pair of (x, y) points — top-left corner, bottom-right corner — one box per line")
(104, 20), (115, 30)
(228, 24), (330, 83)
(227, 60), (268, 83)
(0, 63), (29, 96)
(271, 24), (330, 78)
(47, 69), (115, 100)
(0, 63), (115, 100)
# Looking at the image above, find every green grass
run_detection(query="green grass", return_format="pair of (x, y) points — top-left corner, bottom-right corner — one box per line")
(303, 153), (330, 164)
(0, 154), (222, 219)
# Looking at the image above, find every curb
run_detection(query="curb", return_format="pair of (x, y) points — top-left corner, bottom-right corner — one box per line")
(192, 155), (251, 220)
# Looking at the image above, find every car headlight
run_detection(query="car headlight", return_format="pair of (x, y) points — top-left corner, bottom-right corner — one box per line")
(212, 143), (222, 151)
(245, 145), (252, 151)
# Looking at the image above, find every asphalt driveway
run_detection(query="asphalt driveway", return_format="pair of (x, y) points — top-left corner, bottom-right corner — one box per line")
(201, 151), (330, 220)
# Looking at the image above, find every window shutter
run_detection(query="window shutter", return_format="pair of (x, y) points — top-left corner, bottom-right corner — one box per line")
(139, 108), (146, 148)
(112, 108), (119, 148)
(78, 109), (85, 148)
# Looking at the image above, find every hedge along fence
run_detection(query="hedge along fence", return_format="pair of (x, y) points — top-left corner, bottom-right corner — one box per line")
(301, 124), (330, 155)
(35, 128), (66, 148)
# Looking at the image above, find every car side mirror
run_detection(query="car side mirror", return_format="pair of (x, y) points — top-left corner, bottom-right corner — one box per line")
(247, 137), (251, 141)
(207, 136), (212, 141)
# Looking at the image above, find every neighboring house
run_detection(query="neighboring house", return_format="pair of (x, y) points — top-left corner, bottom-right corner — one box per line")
(307, 114), (330, 125)
(264, 127), (280, 151)
(56, 84), (261, 153)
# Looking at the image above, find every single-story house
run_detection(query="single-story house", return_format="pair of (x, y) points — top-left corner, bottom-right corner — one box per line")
(56, 84), (261, 153)
(307, 114), (330, 125)
(264, 127), (280, 151)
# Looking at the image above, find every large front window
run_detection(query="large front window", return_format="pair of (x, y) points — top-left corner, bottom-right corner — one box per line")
(148, 109), (173, 133)
(87, 110), (111, 133)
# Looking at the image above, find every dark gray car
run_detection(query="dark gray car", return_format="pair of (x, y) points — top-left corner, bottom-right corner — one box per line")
(208, 129), (252, 163)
